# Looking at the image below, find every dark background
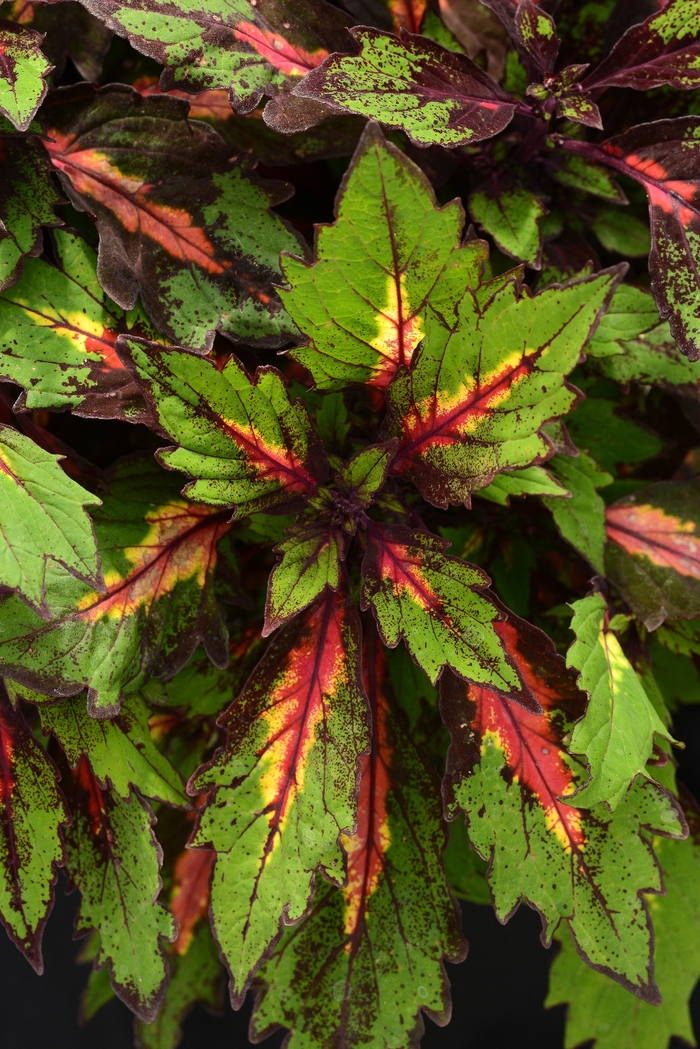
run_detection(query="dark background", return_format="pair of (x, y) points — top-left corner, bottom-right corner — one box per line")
(2, 704), (700, 1049)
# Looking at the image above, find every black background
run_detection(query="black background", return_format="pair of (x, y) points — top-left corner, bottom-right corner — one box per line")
(2, 704), (700, 1049)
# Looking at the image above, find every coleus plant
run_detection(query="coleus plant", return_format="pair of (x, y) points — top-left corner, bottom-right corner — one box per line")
(3, 0), (700, 1048)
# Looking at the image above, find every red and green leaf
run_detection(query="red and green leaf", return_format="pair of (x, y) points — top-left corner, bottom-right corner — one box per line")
(118, 338), (327, 516)
(42, 83), (304, 351)
(284, 122), (490, 390)
(605, 479), (700, 628)
(189, 584), (370, 1005)
(441, 609), (686, 1002)
(0, 683), (68, 973)
(0, 18), (51, 132)
(0, 124), (60, 291)
(64, 758), (177, 1022)
(583, 0), (700, 92)
(360, 522), (531, 700)
(514, 0), (559, 74)
(2, 1), (112, 82)
(76, 0), (350, 114)
(0, 457), (232, 718)
(264, 521), (344, 635)
(385, 267), (621, 508)
(252, 621), (466, 1049)
(294, 28), (518, 149)
(0, 229), (157, 421)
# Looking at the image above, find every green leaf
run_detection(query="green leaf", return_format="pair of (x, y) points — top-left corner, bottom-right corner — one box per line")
(0, 683), (68, 973)
(284, 122), (488, 390)
(0, 458), (231, 718)
(605, 480), (700, 628)
(335, 438), (398, 509)
(294, 27), (517, 148)
(118, 339), (327, 515)
(543, 451), (613, 574)
(76, 0), (350, 113)
(477, 464), (568, 506)
(45, 84), (304, 350)
(0, 19), (51, 132)
(443, 818), (491, 904)
(441, 609), (686, 1002)
(190, 586), (370, 1005)
(0, 128), (60, 292)
(565, 398), (663, 474)
(586, 284), (662, 357)
(0, 229), (157, 420)
(547, 827), (700, 1049)
(565, 593), (673, 810)
(264, 522), (344, 635)
(252, 625), (466, 1049)
(547, 151), (626, 202)
(469, 179), (547, 267)
(360, 522), (531, 700)
(65, 761), (176, 1022)
(0, 424), (103, 618)
(386, 268), (622, 508)
(591, 205), (652, 258)
(39, 692), (187, 807)
(135, 922), (222, 1049)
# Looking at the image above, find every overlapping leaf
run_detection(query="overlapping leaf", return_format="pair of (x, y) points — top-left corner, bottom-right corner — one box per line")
(3, 1), (112, 82)
(76, 0), (350, 113)
(118, 338), (327, 515)
(284, 122), (489, 390)
(43, 84), (304, 350)
(294, 27), (517, 148)
(65, 758), (176, 1022)
(189, 585), (370, 1005)
(547, 821), (700, 1049)
(565, 593), (673, 810)
(441, 609), (686, 1001)
(385, 267), (621, 508)
(0, 683), (68, 973)
(595, 118), (700, 360)
(264, 522), (343, 635)
(0, 229), (157, 420)
(0, 458), (231, 718)
(583, 0), (700, 92)
(253, 622), (466, 1049)
(38, 692), (187, 806)
(605, 479), (700, 627)
(469, 177), (546, 267)
(0, 423), (102, 617)
(0, 123), (60, 291)
(360, 521), (530, 699)
(0, 18), (51, 131)
(542, 451), (613, 575)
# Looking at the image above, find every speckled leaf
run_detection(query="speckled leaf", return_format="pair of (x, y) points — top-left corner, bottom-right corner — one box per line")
(584, 0), (700, 92)
(38, 692), (187, 806)
(546, 152), (626, 202)
(189, 585), (370, 1006)
(360, 521), (531, 700)
(264, 522), (344, 636)
(335, 439), (398, 508)
(565, 593), (673, 810)
(284, 123), (488, 390)
(441, 608), (686, 1003)
(514, 0), (559, 73)
(586, 284), (662, 357)
(0, 126), (60, 292)
(0, 683), (68, 973)
(118, 338), (327, 515)
(0, 458), (231, 719)
(0, 229), (157, 421)
(253, 622), (466, 1049)
(478, 464), (567, 506)
(596, 320), (700, 388)
(543, 451), (613, 575)
(548, 823), (700, 1049)
(43, 83), (304, 351)
(135, 920), (222, 1049)
(75, 0), (350, 113)
(598, 118), (700, 360)
(0, 423), (103, 618)
(0, 19), (51, 131)
(469, 178), (547, 267)
(385, 267), (621, 508)
(605, 479), (700, 627)
(65, 759), (177, 1022)
(294, 27), (517, 148)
